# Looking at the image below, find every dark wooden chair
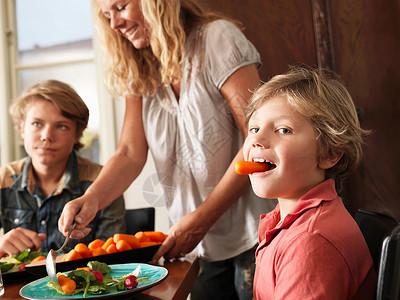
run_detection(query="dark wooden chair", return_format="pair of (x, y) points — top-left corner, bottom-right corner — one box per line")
(376, 225), (400, 300)
(352, 209), (399, 300)
(125, 207), (155, 235)
(354, 208), (399, 272)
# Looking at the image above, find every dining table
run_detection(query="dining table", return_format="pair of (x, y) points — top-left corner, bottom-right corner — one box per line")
(1, 255), (199, 300)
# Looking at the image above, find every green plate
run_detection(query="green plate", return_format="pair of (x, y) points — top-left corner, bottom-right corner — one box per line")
(19, 263), (168, 299)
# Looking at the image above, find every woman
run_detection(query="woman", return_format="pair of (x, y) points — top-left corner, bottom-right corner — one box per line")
(58, 0), (275, 298)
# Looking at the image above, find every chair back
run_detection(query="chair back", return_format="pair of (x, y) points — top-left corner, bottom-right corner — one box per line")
(376, 225), (400, 300)
(125, 207), (155, 235)
(354, 208), (399, 271)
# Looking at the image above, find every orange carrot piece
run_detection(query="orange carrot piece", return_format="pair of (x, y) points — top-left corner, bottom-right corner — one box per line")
(57, 274), (76, 294)
(76, 267), (91, 272)
(135, 231), (152, 243)
(235, 161), (270, 175)
(63, 249), (83, 262)
(102, 237), (116, 250)
(106, 243), (118, 254)
(113, 234), (140, 249)
(143, 231), (167, 243)
(139, 241), (158, 248)
(116, 239), (133, 252)
(31, 256), (46, 263)
(88, 239), (105, 250)
(74, 243), (92, 258)
(74, 243), (89, 252)
(92, 247), (108, 256)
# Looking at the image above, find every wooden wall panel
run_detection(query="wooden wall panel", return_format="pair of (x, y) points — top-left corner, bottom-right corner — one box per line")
(203, 0), (318, 81)
(328, 1), (400, 218)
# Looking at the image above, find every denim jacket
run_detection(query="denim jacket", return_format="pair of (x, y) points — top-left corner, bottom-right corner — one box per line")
(0, 151), (126, 253)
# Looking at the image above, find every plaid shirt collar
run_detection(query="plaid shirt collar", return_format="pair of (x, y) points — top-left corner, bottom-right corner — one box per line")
(12, 151), (82, 197)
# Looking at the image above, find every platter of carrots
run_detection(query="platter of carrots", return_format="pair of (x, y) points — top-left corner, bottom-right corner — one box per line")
(25, 231), (166, 278)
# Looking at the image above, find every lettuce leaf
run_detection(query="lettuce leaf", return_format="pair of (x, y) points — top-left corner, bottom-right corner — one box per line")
(87, 261), (112, 274)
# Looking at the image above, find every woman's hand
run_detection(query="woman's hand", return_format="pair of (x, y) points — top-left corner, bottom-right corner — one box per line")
(58, 195), (96, 239)
(151, 211), (208, 262)
(0, 228), (46, 257)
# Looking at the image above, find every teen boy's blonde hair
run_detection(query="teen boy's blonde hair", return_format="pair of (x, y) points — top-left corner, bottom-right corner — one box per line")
(92, 0), (237, 98)
(10, 80), (89, 151)
(245, 66), (370, 191)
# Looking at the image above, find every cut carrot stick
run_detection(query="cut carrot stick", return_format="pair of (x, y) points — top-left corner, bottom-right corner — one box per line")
(74, 243), (89, 252)
(106, 243), (118, 254)
(102, 237), (116, 250)
(235, 161), (270, 175)
(135, 231), (152, 243)
(144, 231), (167, 243)
(139, 241), (158, 248)
(57, 274), (76, 294)
(63, 249), (82, 262)
(116, 239), (133, 252)
(114, 234), (140, 249)
(88, 239), (105, 250)
(74, 243), (92, 258)
(31, 256), (46, 263)
(76, 267), (91, 272)
(92, 247), (108, 256)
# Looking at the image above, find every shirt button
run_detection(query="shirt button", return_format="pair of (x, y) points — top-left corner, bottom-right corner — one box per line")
(14, 218), (20, 224)
(41, 220), (46, 226)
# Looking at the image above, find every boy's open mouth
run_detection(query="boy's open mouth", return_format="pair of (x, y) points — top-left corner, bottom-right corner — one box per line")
(252, 158), (277, 171)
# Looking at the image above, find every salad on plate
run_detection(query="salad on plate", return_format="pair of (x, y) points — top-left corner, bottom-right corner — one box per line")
(46, 261), (148, 297)
(0, 249), (45, 273)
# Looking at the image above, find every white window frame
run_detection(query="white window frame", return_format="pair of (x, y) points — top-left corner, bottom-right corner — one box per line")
(0, 0), (117, 166)
(0, 0), (16, 165)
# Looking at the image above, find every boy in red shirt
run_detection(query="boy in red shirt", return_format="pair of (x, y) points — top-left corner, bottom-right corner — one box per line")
(242, 67), (374, 299)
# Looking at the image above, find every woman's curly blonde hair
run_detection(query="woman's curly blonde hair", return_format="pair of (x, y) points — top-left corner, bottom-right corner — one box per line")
(92, 0), (237, 98)
(245, 66), (371, 192)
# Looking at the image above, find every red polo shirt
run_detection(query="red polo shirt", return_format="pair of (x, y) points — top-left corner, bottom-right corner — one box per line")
(253, 179), (373, 299)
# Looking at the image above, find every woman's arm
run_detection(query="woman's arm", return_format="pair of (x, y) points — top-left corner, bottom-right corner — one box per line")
(59, 95), (148, 238)
(153, 64), (260, 261)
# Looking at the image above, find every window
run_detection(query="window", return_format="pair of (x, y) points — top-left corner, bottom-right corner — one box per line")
(0, 0), (117, 165)
(0, 0), (169, 232)
(17, 0), (99, 161)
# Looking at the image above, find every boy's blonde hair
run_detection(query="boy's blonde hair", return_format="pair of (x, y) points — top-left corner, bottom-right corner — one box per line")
(92, 0), (237, 98)
(245, 66), (370, 191)
(10, 80), (89, 151)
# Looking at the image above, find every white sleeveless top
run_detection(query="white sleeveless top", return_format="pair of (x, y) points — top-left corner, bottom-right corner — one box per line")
(142, 20), (277, 261)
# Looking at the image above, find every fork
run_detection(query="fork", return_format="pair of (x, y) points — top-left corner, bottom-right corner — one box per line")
(46, 223), (76, 283)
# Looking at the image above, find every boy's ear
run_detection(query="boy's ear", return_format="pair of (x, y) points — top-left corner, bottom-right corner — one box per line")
(19, 122), (25, 140)
(75, 129), (83, 144)
(318, 152), (343, 170)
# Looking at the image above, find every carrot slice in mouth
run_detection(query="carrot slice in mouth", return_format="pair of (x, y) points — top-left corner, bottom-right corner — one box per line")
(235, 161), (275, 175)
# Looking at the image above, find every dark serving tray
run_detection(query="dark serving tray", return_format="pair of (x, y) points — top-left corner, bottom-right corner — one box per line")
(1, 269), (38, 284)
(24, 244), (160, 278)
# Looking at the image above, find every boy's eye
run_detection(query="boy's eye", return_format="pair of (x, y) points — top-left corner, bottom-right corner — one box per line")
(249, 127), (259, 134)
(32, 122), (41, 127)
(57, 124), (68, 130)
(277, 128), (291, 134)
(116, 5), (126, 11)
